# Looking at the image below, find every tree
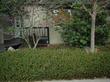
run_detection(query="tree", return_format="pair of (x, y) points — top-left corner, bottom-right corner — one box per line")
(21, 0), (52, 48)
(80, 0), (109, 53)
(0, 0), (26, 16)
(51, 0), (109, 53)
(22, 6), (42, 48)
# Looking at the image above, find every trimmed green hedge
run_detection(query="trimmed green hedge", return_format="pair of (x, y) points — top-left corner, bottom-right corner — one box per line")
(0, 48), (110, 81)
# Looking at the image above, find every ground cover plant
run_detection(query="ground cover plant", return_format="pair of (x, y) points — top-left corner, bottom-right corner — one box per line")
(0, 48), (110, 81)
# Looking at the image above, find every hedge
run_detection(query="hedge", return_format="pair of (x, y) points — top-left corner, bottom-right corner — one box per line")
(0, 48), (110, 81)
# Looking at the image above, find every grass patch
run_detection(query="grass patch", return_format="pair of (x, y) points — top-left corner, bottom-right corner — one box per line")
(0, 48), (110, 81)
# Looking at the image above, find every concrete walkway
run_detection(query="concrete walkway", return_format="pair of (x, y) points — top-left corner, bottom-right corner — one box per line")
(36, 79), (110, 82)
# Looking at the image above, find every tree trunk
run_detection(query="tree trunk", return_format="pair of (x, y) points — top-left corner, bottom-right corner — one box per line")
(90, 14), (96, 53)
(33, 37), (40, 49)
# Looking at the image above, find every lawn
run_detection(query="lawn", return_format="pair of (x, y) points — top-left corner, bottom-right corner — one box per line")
(0, 48), (110, 81)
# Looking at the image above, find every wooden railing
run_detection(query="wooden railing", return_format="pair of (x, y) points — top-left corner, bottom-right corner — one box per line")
(21, 27), (49, 37)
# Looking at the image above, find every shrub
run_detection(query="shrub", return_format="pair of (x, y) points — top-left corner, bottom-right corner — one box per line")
(60, 10), (109, 47)
(61, 18), (90, 47)
(0, 48), (110, 81)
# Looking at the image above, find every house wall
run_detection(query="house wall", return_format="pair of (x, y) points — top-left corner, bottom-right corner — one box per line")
(23, 6), (48, 27)
(23, 6), (64, 44)
(49, 26), (64, 44)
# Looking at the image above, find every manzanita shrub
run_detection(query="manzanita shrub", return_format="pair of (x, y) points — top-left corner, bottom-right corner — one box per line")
(60, 10), (109, 47)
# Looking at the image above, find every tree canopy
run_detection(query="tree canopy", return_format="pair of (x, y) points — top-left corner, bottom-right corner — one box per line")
(0, 0), (26, 16)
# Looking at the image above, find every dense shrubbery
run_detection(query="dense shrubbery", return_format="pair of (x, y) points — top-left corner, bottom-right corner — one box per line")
(60, 10), (109, 47)
(61, 18), (91, 47)
(0, 48), (110, 81)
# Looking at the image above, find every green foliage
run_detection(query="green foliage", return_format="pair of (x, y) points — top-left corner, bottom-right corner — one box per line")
(0, 0), (26, 16)
(0, 48), (110, 81)
(60, 9), (109, 47)
(95, 12), (109, 45)
(61, 18), (90, 47)
(4, 26), (15, 33)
